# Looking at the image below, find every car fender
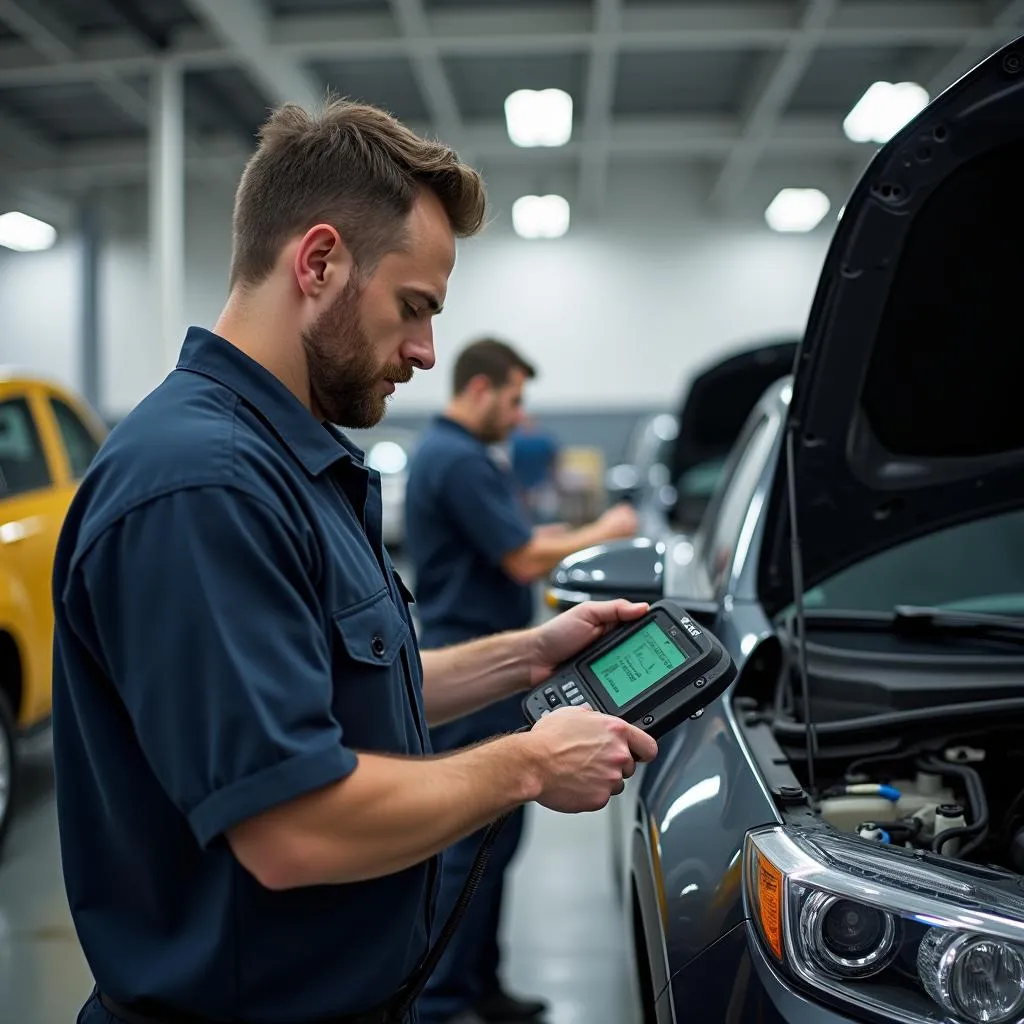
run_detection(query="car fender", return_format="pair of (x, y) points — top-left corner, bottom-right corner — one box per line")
(634, 693), (780, 979)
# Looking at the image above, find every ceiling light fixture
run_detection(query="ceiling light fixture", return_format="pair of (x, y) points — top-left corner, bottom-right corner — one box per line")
(512, 194), (570, 239)
(504, 88), (573, 148)
(765, 188), (831, 233)
(843, 81), (930, 144)
(0, 211), (57, 252)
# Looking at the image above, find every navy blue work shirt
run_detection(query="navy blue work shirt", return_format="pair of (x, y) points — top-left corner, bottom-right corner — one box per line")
(51, 327), (436, 1023)
(404, 417), (534, 648)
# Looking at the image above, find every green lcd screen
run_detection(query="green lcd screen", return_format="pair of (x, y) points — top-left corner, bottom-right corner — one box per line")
(587, 620), (687, 709)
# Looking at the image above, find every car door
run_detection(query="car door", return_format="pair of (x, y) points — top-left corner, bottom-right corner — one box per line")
(0, 383), (68, 729)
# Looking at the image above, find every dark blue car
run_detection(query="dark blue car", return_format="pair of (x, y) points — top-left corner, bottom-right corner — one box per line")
(548, 36), (1024, 1024)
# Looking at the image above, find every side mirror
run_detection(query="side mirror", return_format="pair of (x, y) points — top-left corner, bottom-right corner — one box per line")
(605, 463), (640, 502)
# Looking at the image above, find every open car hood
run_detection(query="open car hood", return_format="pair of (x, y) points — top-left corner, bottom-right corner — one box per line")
(669, 337), (799, 484)
(758, 37), (1024, 617)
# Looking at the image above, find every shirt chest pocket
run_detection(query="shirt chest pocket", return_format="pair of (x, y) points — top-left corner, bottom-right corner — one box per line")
(331, 589), (416, 752)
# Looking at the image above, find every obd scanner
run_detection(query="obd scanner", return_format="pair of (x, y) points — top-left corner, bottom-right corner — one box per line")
(522, 599), (736, 739)
(367, 599), (735, 1021)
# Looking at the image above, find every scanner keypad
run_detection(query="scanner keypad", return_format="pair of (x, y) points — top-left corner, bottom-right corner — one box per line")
(539, 679), (592, 714)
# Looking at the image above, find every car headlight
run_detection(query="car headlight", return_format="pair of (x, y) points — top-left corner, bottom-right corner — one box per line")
(744, 825), (1024, 1024)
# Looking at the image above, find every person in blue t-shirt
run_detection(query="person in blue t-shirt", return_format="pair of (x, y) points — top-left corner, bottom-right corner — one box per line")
(405, 339), (639, 1024)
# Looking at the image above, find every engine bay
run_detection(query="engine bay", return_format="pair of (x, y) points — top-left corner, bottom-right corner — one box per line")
(801, 741), (1024, 870)
(738, 618), (1024, 873)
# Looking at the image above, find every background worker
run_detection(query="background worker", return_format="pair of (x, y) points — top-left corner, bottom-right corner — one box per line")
(404, 338), (639, 1024)
(50, 100), (658, 1024)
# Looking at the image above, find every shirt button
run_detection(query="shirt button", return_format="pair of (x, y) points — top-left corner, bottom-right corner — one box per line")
(371, 635), (386, 656)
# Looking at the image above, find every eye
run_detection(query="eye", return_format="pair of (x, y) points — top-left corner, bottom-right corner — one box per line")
(402, 301), (422, 320)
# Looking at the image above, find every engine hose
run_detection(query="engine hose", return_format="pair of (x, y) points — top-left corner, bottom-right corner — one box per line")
(918, 757), (989, 857)
(872, 818), (923, 839)
(772, 696), (1024, 742)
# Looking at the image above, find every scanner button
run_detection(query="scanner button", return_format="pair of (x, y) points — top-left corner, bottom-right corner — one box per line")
(570, 695), (585, 706)
(562, 684), (579, 697)
(578, 701), (592, 711)
(546, 692), (562, 708)
(642, 715), (655, 726)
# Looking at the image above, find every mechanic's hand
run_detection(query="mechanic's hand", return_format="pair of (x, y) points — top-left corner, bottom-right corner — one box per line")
(597, 501), (639, 540)
(527, 707), (659, 813)
(528, 598), (649, 686)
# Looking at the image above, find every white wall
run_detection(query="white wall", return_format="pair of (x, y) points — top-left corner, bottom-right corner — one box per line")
(0, 165), (832, 419)
(0, 237), (82, 390)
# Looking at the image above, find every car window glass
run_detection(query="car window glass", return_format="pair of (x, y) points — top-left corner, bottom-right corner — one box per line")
(801, 508), (1024, 617)
(50, 397), (101, 479)
(0, 398), (51, 496)
(702, 415), (774, 593)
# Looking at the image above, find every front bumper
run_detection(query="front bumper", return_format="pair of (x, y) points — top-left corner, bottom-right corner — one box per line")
(667, 921), (861, 1024)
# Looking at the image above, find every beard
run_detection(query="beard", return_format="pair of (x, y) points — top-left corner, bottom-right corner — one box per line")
(301, 275), (413, 429)
(477, 397), (510, 445)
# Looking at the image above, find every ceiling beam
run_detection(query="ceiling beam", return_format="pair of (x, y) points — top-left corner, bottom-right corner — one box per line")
(0, 4), (1010, 89)
(0, 117), (876, 189)
(577, 0), (622, 214)
(386, 0), (468, 158)
(183, 0), (321, 110)
(708, 0), (838, 211)
(0, 0), (149, 123)
(0, 107), (56, 166)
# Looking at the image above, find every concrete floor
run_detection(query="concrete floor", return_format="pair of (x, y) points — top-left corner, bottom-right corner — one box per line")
(0, 735), (640, 1024)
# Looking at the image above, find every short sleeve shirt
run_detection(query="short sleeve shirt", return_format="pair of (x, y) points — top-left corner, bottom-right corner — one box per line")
(404, 417), (534, 647)
(51, 328), (437, 1022)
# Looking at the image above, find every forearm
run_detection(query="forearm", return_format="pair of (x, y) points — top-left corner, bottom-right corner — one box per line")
(513, 520), (614, 581)
(228, 735), (542, 889)
(420, 628), (537, 726)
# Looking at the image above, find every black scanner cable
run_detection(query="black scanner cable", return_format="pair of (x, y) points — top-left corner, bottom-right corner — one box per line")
(374, 725), (529, 1023)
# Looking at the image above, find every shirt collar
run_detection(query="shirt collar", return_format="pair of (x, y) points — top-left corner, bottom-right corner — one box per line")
(434, 414), (484, 446)
(175, 326), (364, 478)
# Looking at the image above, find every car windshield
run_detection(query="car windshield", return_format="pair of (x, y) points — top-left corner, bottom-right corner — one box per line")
(799, 507), (1024, 617)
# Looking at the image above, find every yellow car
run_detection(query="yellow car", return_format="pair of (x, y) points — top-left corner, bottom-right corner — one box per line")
(0, 373), (107, 856)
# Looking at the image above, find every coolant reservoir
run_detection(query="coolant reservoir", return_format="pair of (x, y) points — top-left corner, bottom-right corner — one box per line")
(887, 775), (956, 818)
(820, 796), (894, 833)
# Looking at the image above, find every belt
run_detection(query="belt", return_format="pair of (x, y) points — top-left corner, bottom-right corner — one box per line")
(98, 992), (398, 1024)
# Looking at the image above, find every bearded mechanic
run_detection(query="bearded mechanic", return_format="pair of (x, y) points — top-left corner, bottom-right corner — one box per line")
(50, 100), (657, 1024)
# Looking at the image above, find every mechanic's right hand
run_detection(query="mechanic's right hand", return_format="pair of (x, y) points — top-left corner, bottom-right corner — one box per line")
(527, 706), (658, 813)
(597, 501), (639, 540)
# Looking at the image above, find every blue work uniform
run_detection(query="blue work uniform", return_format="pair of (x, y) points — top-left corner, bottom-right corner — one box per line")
(52, 327), (435, 1024)
(403, 417), (534, 1024)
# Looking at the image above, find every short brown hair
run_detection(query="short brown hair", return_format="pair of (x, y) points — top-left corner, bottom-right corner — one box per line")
(228, 97), (488, 288)
(453, 338), (537, 394)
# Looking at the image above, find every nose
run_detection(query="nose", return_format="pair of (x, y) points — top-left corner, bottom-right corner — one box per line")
(403, 325), (436, 371)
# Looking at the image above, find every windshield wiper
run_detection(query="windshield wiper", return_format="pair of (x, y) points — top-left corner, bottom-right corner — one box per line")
(891, 605), (1024, 642)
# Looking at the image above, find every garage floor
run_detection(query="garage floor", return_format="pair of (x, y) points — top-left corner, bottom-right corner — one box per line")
(0, 738), (639, 1024)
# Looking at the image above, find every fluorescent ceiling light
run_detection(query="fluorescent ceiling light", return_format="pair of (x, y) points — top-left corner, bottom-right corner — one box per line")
(504, 88), (573, 147)
(843, 81), (929, 144)
(512, 194), (570, 239)
(765, 188), (830, 233)
(0, 211), (57, 252)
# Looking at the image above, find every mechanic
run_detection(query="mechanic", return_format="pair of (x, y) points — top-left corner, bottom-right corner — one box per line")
(404, 339), (639, 1024)
(50, 99), (658, 1024)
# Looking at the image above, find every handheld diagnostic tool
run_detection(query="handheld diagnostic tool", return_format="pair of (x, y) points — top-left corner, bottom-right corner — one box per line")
(522, 599), (736, 739)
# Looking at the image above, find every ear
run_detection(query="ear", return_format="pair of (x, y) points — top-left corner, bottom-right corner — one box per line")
(292, 223), (355, 299)
(467, 374), (496, 399)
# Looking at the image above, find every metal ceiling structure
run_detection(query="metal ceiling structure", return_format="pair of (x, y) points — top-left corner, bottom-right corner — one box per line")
(1, 0), (1024, 215)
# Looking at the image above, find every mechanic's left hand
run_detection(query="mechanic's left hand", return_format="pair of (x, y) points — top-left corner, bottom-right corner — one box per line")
(528, 599), (649, 686)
